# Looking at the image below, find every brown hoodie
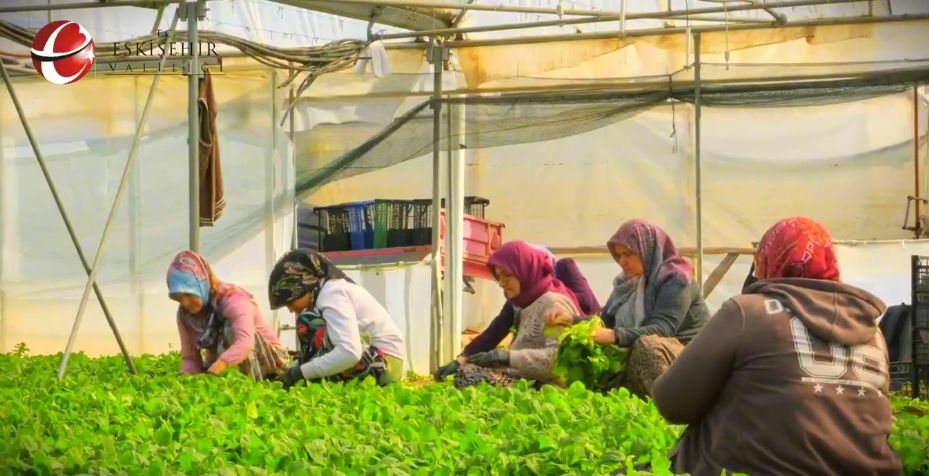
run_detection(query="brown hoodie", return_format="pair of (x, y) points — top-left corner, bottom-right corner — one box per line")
(653, 278), (902, 476)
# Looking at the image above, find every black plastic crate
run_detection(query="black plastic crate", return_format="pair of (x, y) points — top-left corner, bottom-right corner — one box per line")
(915, 293), (929, 330)
(889, 361), (929, 397)
(913, 255), (929, 293)
(410, 199), (435, 246)
(373, 199), (415, 248)
(437, 196), (491, 219)
(314, 206), (351, 252)
(916, 338), (929, 367)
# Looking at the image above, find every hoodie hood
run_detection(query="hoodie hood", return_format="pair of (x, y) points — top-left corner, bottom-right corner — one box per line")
(745, 278), (886, 346)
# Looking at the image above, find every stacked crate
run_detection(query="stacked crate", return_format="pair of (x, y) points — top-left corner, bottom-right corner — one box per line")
(907, 256), (929, 397)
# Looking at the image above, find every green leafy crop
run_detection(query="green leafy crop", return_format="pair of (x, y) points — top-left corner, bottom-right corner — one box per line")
(890, 397), (929, 475)
(0, 353), (680, 475)
(552, 316), (628, 390)
(0, 353), (925, 475)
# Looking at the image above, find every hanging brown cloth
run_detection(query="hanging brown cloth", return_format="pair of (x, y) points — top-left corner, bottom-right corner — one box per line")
(198, 68), (225, 226)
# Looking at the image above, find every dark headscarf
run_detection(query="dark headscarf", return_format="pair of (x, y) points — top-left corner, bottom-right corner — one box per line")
(268, 249), (350, 310)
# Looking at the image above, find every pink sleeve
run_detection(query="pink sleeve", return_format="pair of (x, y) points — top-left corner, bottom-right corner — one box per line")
(215, 294), (258, 365)
(177, 312), (204, 374)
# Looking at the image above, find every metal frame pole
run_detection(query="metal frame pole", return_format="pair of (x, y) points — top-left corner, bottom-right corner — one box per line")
(268, 69), (280, 329)
(694, 31), (704, 288)
(375, 0), (862, 41)
(428, 41), (446, 370)
(289, 61), (299, 250)
(129, 76), (145, 354)
(188, 0), (201, 252)
(0, 61), (138, 374)
(0, 0), (181, 13)
(915, 84), (922, 237)
(56, 13), (180, 380)
(447, 91), (465, 359)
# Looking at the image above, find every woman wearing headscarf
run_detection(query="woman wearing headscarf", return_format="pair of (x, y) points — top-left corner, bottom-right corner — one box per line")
(547, 219), (710, 397)
(268, 249), (405, 388)
(454, 241), (581, 388)
(652, 217), (901, 476)
(168, 250), (289, 380)
(433, 245), (600, 382)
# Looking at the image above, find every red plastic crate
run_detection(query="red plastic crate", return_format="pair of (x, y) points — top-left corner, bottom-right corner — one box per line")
(437, 211), (504, 280)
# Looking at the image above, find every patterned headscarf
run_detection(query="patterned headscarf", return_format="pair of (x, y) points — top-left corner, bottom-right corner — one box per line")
(608, 219), (694, 315)
(167, 250), (213, 307)
(268, 249), (350, 310)
(756, 217), (840, 281)
(488, 241), (581, 310)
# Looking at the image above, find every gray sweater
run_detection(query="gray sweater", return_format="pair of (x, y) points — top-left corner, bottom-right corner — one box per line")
(509, 291), (579, 382)
(602, 278), (710, 347)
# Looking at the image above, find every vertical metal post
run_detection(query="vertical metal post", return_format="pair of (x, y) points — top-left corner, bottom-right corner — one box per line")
(188, 0), (201, 252)
(428, 41), (446, 370)
(55, 16), (179, 380)
(0, 62), (138, 374)
(915, 85), (922, 237)
(694, 31), (704, 288)
(447, 96), (465, 359)
(289, 63), (298, 250)
(130, 76), (144, 354)
(0, 91), (5, 353)
(268, 69), (279, 329)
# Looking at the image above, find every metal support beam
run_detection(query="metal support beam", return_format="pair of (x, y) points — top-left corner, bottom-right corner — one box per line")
(290, 68), (299, 250)
(187, 1), (201, 252)
(446, 91), (465, 360)
(442, 68), (465, 361)
(375, 0), (863, 41)
(702, 0), (788, 24)
(694, 31), (704, 289)
(428, 41), (447, 371)
(129, 76), (145, 354)
(915, 84), (922, 238)
(57, 13), (180, 380)
(0, 61), (138, 375)
(273, 0), (457, 32)
(294, 0), (619, 16)
(0, 0), (204, 13)
(702, 253), (740, 298)
(268, 69), (280, 329)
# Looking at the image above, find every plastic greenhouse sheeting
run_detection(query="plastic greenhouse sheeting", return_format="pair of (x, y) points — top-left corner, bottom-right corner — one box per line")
(0, 68), (294, 355)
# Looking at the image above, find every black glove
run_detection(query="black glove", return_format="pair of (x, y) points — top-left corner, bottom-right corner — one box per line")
(433, 359), (461, 382)
(468, 349), (510, 368)
(280, 365), (305, 390)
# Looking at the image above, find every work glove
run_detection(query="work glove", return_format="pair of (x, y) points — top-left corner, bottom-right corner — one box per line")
(280, 365), (305, 390)
(468, 349), (510, 368)
(433, 359), (461, 382)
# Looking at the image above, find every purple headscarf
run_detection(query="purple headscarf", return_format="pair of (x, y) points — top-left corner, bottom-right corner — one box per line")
(488, 241), (581, 310)
(608, 219), (693, 314)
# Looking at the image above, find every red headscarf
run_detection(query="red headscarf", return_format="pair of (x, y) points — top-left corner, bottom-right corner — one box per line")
(488, 241), (581, 310)
(756, 217), (840, 281)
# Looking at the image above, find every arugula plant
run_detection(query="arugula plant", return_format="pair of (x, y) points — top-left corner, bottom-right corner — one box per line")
(552, 316), (629, 390)
(0, 352), (925, 475)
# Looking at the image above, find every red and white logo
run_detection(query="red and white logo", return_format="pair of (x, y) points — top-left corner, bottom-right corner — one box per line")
(30, 20), (95, 85)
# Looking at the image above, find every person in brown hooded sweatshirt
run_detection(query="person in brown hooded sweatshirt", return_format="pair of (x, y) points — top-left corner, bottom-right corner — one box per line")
(652, 217), (902, 476)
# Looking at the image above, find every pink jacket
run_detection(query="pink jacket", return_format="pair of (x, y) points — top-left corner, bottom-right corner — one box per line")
(176, 283), (283, 374)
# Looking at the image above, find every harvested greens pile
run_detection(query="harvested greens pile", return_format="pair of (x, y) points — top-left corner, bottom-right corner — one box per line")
(552, 316), (629, 390)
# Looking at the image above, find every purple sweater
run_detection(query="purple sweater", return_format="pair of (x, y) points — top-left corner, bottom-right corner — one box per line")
(177, 283), (283, 374)
(462, 258), (600, 356)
